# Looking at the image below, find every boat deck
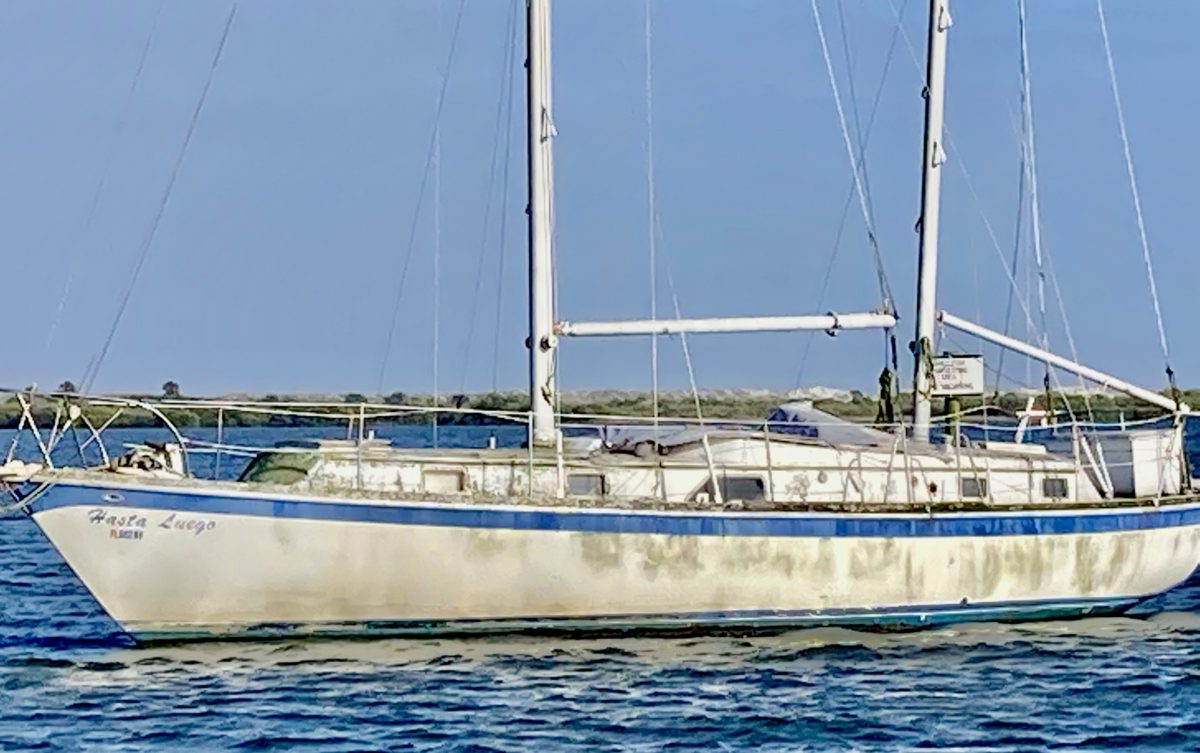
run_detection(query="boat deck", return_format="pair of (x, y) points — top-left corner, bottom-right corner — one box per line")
(27, 465), (1200, 516)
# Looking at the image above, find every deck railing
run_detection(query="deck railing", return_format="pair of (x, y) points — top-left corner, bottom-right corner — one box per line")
(2, 387), (1192, 505)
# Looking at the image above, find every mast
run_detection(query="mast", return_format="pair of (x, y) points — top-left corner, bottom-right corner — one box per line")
(527, 0), (557, 445)
(912, 0), (951, 443)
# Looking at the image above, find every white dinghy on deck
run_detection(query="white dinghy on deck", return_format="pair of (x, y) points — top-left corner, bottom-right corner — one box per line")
(4, 0), (1199, 641)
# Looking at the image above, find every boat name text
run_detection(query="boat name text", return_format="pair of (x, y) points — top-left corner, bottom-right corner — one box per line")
(159, 513), (217, 536)
(88, 508), (217, 538)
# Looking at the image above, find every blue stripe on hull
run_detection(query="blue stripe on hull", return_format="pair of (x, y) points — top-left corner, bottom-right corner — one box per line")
(127, 597), (1141, 643)
(27, 480), (1200, 538)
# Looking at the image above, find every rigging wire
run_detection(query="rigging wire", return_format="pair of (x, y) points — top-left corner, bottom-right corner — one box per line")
(1017, 0), (1092, 421)
(665, 266), (724, 503)
(540, 7), (562, 431)
(993, 111), (1027, 395)
(951, 151), (1083, 421)
(945, 128), (1085, 422)
(1023, 193), (1033, 388)
(645, 0), (660, 433)
(794, 0), (908, 388)
(809, 0), (903, 423)
(45, 0), (165, 354)
(834, 0), (904, 397)
(794, 186), (854, 388)
(81, 4), (237, 393)
(834, 0), (880, 246)
(880, 0), (1084, 419)
(458, 0), (519, 395)
(1094, 0), (1175, 386)
(942, 331), (1048, 398)
(376, 0), (469, 395)
(1015, 0), (1049, 354)
(808, 0), (895, 316)
(637, 3), (698, 431)
(432, 128), (441, 447)
(491, 5), (520, 394)
(667, 271), (705, 428)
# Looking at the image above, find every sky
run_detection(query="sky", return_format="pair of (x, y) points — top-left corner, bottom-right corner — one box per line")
(0, 0), (1196, 398)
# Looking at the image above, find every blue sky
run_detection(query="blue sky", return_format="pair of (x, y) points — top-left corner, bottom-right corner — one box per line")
(0, 1), (1196, 397)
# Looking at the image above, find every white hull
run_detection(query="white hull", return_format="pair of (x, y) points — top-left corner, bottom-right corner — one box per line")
(25, 478), (1200, 640)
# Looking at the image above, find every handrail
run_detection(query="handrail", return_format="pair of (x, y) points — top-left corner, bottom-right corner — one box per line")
(3, 387), (1189, 476)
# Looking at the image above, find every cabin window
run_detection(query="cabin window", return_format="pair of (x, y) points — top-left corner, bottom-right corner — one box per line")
(706, 475), (766, 501)
(568, 473), (605, 497)
(1043, 478), (1069, 499)
(423, 469), (465, 494)
(960, 477), (988, 499)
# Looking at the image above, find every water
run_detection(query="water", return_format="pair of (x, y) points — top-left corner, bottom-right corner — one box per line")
(2, 426), (1200, 751)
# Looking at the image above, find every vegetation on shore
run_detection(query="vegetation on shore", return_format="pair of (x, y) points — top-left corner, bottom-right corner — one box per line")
(3, 383), (1197, 431)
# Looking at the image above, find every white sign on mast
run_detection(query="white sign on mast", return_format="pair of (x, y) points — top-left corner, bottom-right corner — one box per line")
(931, 354), (985, 397)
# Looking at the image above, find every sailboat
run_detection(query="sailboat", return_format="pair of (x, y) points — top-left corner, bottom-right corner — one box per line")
(2, 0), (1198, 642)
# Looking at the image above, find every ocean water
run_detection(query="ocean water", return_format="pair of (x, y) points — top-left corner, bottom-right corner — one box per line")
(2, 425), (1200, 751)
